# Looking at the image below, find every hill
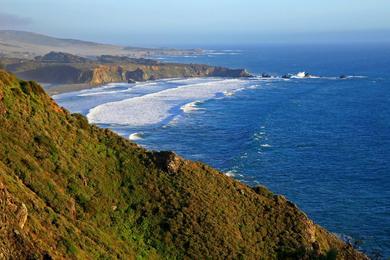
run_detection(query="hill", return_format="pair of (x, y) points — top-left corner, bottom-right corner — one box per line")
(0, 70), (367, 259)
(1, 52), (251, 94)
(0, 30), (202, 59)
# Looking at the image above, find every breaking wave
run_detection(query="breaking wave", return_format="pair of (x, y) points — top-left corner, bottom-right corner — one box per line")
(87, 78), (252, 127)
(129, 132), (144, 141)
(181, 101), (204, 113)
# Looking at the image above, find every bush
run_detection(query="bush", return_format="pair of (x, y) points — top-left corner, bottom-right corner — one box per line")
(59, 238), (77, 255)
(325, 248), (338, 260)
(35, 134), (53, 146)
(72, 113), (89, 130)
(19, 80), (46, 95)
(253, 185), (274, 198)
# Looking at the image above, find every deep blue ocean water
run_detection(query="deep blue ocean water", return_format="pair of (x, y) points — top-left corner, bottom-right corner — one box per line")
(55, 43), (390, 257)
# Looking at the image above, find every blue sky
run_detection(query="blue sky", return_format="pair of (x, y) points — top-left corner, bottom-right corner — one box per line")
(1, 0), (390, 46)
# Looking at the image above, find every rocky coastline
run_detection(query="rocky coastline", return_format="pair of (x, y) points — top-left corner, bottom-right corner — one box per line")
(1, 52), (252, 94)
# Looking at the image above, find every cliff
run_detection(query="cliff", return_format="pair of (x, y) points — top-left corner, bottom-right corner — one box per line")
(1, 52), (251, 88)
(89, 63), (251, 85)
(0, 70), (367, 259)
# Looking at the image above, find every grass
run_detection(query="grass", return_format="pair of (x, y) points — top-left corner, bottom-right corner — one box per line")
(0, 70), (367, 259)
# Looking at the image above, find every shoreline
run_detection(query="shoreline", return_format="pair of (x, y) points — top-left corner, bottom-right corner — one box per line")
(45, 83), (99, 95)
(45, 75), (251, 96)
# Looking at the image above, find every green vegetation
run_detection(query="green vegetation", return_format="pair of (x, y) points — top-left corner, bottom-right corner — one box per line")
(0, 70), (367, 259)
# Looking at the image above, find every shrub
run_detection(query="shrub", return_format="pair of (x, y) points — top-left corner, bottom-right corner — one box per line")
(59, 238), (78, 255)
(325, 248), (338, 260)
(253, 185), (273, 198)
(72, 113), (89, 130)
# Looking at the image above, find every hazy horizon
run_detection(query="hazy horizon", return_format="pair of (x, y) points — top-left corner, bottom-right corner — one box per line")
(1, 0), (390, 47)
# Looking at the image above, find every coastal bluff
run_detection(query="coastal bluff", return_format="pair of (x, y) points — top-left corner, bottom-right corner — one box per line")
(0, 69), (367, 259)
(1, 52), (252, 89)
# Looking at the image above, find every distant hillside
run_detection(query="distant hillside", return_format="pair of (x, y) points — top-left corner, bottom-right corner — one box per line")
(2, 52), (251, 94)
(0, 70), (367, 259)
(0, 30), (202, 59)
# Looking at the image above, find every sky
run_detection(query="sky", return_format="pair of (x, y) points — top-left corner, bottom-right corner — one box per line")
(1, 0), (390, 47)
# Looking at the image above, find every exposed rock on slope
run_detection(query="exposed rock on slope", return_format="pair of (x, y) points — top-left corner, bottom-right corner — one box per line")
(0, 180), (39, 259)
(0, 70), (367, 259)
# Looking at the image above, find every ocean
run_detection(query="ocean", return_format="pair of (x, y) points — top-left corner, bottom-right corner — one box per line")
(54, 43), (390, 257)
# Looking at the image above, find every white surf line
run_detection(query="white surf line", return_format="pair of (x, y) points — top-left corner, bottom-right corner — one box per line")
(87, 78), (250, 127)
(129, 132), (144, 141)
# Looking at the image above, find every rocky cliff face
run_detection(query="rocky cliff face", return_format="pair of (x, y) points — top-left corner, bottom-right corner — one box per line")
(0, 70), (367, 259)
(88, 63), (251, 85)
(2, 52), (252, 86)
(16, 65), (92, 84)
(211, 66), (252, 77)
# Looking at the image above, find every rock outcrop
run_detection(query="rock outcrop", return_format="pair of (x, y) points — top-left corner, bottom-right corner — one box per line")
(125, 68), (148, 82)
(0, 180), (38, 259)
(149, 151), (184, 174)
(210, 67), (252, 77)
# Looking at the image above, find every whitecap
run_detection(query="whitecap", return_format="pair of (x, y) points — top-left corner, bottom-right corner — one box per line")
(225, 171), (236, 177)
(129, 132), (144, 141)
(253, 132), (265, 141)
(78, 88), (132, 97)
(261, 144), (272, 148)
(294, 72), (307, 78)
(345, 75), (367, 79)
(290, 72), (320, 79)
(180, 101), (204, 113)
(223, 90), (235, 96)
(223, 87), (247, 97)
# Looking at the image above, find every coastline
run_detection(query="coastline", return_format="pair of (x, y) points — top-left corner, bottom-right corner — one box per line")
(45, 74), (251, 96)
(2, 52), (252, 96)
(45, 83), (93, 95)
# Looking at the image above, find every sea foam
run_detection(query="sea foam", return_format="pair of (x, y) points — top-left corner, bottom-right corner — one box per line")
(180, 101), (204, 113)
(129, 132), (144, 140)
(87, 78), (249, 126)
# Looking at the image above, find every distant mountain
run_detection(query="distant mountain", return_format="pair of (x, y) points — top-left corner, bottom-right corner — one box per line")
(0, 30), (202, 59)
(0, 30), (102, 47)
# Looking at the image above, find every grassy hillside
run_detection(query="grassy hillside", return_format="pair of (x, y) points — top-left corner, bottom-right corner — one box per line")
(0, 70), (367, 259)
